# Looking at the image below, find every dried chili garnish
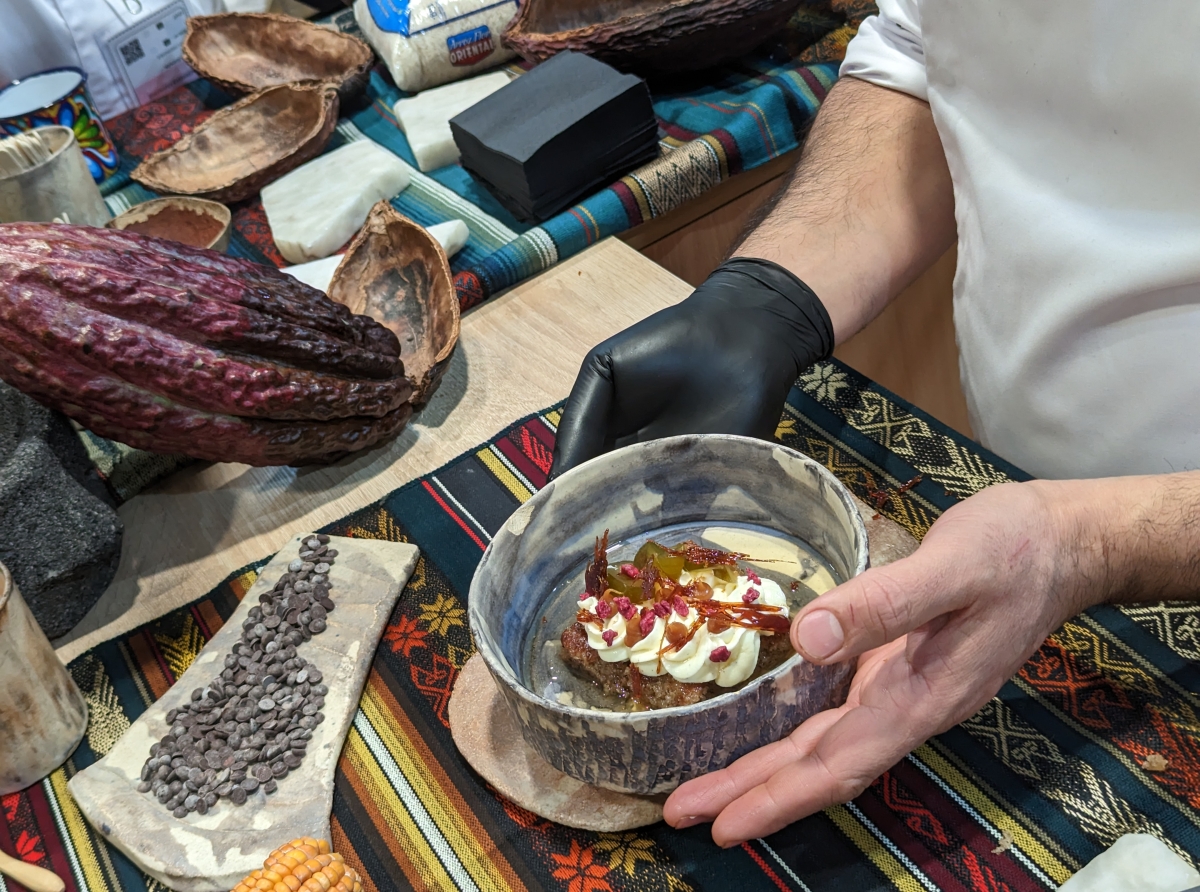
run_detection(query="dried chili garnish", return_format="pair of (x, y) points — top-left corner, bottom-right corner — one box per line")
(665, 542), (745, 567)
(865, 475), (923, 511)
(584, 530), (609, 599)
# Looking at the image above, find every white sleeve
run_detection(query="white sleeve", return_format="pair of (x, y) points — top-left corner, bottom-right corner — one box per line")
(0, 0), (80, 88)
(839, 0), (928, 102)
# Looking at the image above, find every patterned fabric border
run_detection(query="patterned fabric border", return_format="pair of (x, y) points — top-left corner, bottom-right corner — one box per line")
(6, 360), (1199, 892)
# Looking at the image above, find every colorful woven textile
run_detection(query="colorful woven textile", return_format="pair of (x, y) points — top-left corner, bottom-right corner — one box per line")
(7, 360), (1200, 892)
(80, 2), (867, 501)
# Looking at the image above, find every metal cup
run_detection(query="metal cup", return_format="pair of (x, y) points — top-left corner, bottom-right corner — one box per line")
(0, 126), (112, 227)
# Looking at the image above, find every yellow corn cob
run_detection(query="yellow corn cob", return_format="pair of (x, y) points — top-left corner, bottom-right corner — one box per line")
(232, 840), (362, 892)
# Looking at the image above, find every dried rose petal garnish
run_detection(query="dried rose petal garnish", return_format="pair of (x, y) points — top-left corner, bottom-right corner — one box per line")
(709, 646), (731, 663)
(672, 594), (690, 617)
(577, 591), (589, 602)
(652, 601), (671, 618)
(614, 596), (637, 619)
(746, 568), (762, 585)
(601, 629), (617, 646)
(620, 563), (640, 579)
(639, 608), (657, 635)
(595, 599), (613, 620)
(742, 587), (760, 604)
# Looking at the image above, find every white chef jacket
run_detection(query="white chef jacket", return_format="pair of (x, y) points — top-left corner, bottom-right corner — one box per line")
(842, 1), (1200, 480)
(2, 0), (245, 119)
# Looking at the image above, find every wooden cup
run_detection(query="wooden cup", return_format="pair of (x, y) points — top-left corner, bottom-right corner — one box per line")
(0, 562), (88, 794)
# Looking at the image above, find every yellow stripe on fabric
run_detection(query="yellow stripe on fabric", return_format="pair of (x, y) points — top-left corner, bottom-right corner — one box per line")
(341, 726), (455, 891)
(543, 409), (561, 429)
(48, 769), (112, 892)
(359, 683), (516, 892)
(914, 746), (1073, 884)
(576, 205), (601, 241)
(826, 805), (927, 892)
(477, 448), (533, 503)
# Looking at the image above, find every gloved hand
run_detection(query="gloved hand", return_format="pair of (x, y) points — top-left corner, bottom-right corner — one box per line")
(550, 257), (835, 478)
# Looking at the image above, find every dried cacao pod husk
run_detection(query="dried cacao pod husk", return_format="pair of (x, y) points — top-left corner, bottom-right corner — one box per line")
(504, 0), (805, 75)
(0, 222), (414, 466)
(132, 84), (338, 204)
(329, 202), (460, 407)
(183, 13), (375, 107)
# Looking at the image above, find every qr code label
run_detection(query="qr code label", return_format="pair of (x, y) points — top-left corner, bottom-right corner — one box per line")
(119, 38), (145, 66)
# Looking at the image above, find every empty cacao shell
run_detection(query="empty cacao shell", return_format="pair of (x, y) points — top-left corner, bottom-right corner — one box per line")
(132, 84), (338, 204)
(183, 13), (375, 107)
(503, 0), (805, 75)
(328, 202), (460, 407)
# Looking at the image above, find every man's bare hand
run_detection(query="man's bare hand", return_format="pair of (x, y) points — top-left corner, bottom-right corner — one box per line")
(662, 480), (1092, 846)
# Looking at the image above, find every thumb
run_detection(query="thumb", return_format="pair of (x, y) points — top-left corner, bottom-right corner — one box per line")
(790, 543), (967, 663)
(549, 349), (616, 480)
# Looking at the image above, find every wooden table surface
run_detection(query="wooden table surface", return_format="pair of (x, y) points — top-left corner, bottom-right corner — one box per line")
(55, 239), (691, 662)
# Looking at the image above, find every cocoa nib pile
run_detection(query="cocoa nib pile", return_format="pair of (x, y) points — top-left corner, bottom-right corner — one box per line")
(138, 535), (337, 817)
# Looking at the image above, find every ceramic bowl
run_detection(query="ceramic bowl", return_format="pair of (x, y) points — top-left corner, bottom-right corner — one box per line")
(106, 197), (233, 252)
(468, 434), (868, 794)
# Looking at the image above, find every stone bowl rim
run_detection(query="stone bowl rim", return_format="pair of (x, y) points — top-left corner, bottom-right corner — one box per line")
(468, 432), (869, 724)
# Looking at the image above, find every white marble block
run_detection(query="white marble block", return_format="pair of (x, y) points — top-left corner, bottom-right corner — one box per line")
(263, 140), (411, 264)
(282, 254), (344, 294)
(393, 71), (512, 172)
(426, 219), (469, 258)
(68, 535), (419, 892)
(1058, 835), (1200, 892)
(283, 219), (469, 293)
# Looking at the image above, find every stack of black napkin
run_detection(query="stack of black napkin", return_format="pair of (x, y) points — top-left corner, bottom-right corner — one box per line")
(450, 51), (659, 223)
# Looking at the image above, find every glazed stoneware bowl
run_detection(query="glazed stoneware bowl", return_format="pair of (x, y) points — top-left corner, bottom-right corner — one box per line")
(468, 434), (868, 794)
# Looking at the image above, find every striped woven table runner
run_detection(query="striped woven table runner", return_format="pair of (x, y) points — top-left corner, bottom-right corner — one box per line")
(5, 360), (1199, 892)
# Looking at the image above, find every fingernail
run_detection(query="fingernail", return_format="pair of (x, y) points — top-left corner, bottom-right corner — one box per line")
(795, 609), (844, 660)
(672, 815), (705, 829)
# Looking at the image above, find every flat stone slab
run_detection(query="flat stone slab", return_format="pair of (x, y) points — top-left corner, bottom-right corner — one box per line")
(449, 501), (918, 831)
(69, 534), (419, 892)
(450, 653), (666, 832)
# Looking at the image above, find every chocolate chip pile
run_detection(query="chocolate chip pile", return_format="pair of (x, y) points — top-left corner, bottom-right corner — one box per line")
(137, 535), (338, 818)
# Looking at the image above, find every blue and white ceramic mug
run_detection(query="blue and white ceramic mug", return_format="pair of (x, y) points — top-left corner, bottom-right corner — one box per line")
(0, 67), (120, 182)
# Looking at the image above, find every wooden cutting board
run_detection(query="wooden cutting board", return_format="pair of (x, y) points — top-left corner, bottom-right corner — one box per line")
(69, 535), (419, 892)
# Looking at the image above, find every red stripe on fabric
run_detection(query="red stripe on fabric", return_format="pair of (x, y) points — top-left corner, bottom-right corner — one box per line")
(495, 435), (546, 486)
(524, 415), (558, 452)
(710, 127), (744, 175)
(741, 842), (792, 892)
(23, 783), (79, 892)
(658, 120), (699, 142)
(191, 600), (223, 640)
(611, 180), (644, 227)
(145, 627), (180, 685)
(682, 98), (772, 160)
(893, 759), (1043, 890)
(854, 777), (973, 892)
(568, 208), (596, 244)
(421, 480), (486, 550)
(796, 66), (828, 103)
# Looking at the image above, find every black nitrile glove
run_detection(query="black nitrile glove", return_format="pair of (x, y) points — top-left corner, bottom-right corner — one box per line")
(550, 257), (834, 478)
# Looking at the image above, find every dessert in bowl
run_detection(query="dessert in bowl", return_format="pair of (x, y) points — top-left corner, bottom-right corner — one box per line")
(467, 434), (868, 794)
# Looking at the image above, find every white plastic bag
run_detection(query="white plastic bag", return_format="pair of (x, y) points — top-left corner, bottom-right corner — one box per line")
(354, 0), (519, 93)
